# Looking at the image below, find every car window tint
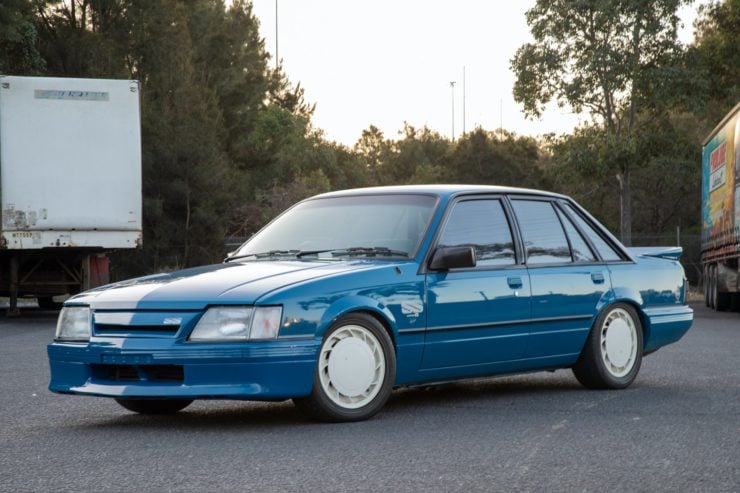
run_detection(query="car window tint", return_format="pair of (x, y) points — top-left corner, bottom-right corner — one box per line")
(555, 207), (597, 262)
(511, 200), (572, 265)
(438, 199), (515, 267)
(562, 203), (623, 261)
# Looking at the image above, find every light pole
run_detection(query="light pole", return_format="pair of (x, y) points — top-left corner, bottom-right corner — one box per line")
(450, 81), (456, 141)
(462, 66), (466, 136)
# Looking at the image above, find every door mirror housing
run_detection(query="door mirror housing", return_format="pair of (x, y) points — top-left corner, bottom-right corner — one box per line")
(429, 246), (476, 271)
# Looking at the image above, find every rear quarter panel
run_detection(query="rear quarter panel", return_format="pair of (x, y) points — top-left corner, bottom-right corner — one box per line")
(607, 256), (692, 352)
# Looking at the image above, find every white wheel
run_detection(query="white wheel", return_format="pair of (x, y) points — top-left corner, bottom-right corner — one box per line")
(599, 308), (638, 378)
(319, 324), (386, 409)
(573, 303), (643, 389)
(293, 313), (396, 422)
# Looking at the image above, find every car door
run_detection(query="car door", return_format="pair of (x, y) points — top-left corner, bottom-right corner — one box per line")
(422, 197), (531, 370)
(508, 198), (610, 360)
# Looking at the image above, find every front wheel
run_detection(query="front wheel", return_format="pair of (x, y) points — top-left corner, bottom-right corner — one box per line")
(115, 398), (193, 415)
(573, 303), (643, 389)
(293, 313), (396, 422)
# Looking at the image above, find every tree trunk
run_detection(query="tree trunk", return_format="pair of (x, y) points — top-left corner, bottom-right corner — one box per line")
(617, 168), (632, 246)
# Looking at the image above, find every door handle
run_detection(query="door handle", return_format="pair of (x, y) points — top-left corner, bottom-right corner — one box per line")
(591, 272), (605, 284)
(507, 276), (523, 289)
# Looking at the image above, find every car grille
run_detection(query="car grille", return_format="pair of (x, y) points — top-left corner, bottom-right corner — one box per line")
(91, 364), (184, 383)
(94, 324), (180, 334)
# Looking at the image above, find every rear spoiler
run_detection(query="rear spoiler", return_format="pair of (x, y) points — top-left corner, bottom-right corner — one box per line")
(626, 246), (683, 261)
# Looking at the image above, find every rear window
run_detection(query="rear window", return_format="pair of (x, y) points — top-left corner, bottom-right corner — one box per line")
(510, 200), (571, 265)
(562, 203), (623, 261)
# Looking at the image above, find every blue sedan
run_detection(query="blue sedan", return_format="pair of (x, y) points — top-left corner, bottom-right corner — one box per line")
(49, 185), (693, 421)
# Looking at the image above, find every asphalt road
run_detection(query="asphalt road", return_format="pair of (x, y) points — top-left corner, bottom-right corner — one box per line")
(0, 303), (738, 492)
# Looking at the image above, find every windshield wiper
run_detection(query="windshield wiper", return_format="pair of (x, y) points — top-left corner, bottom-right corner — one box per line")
(224, 250), (301, 262)
(226, 246), (410, 262)
(332, 247), (409, 258)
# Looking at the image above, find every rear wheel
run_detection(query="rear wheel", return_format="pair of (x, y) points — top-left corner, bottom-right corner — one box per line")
(293, 313), (395, 422)
(115, 398), (193, 415)
(37, 296), (63, 310)
(573, 303), (643, 389)
(711, 263), (731, 311)
(703, 266), (711, 307)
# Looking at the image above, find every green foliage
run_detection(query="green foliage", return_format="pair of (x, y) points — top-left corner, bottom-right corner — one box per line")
(0, 0), (46, 74)
(449, 129), (543, 188)
(690, 0), (740, 120)
(511, 0), (692, 244)
(544, 112), (701, 236)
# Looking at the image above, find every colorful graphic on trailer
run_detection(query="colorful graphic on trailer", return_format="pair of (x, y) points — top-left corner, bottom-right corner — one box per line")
(702, 108), (738, 247)
(736, 116), (740, 228)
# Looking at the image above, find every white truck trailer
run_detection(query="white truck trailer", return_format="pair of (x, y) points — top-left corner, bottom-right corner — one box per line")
(0, 76), (142, 314)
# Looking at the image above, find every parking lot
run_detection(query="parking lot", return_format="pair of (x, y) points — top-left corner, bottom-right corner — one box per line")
(0, 302), (738, 492)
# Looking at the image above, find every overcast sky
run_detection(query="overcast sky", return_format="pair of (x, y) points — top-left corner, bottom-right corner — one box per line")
(251, 1), (704, 146)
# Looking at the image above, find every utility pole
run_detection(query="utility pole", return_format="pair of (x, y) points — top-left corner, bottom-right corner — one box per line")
(275, 0), (279, 69)
(450, 81), (456, 141)
(462, 66), (466, 136)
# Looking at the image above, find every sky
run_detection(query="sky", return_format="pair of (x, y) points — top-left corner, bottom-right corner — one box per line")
(250, 1), (705, 146)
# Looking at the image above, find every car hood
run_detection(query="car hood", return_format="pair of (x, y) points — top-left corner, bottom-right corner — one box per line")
(68, 260), (391, 310)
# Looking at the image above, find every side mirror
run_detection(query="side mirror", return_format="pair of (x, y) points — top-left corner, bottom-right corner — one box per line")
(428, 246), (476, 271)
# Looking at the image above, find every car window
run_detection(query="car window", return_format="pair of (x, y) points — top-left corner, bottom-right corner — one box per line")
(437, 199), (515, 267)
(511, 200), (571, 265)
(562, 203), (623, 261)
(555, 206), (597, 262)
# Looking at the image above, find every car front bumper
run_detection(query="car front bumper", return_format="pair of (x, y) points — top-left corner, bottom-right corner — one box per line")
(48, 338), (319, 400)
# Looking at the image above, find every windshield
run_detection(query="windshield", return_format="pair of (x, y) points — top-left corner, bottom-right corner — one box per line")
(232, 194), (437, 260)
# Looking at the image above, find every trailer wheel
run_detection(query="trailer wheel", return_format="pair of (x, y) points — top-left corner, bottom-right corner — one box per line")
(710, 264), (731, 312)
(703, 265), (711, 307)
(37, 296), (63, 310)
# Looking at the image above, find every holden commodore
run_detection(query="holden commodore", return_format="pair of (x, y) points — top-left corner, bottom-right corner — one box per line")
(48, 185), (693, 421)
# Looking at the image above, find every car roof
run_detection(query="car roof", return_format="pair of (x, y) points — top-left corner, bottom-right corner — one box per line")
(313, 184), (568, 200)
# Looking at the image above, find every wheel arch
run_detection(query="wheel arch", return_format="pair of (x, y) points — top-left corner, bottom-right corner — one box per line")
(595, 297), (651, 351)
(318, 295), (398, 350)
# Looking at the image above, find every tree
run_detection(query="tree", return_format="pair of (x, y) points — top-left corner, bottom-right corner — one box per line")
(511, 0), (690, 245)
(448, 128), (543, 188)
(691, 0), (740, 119)
(354, 125), (394, 184)
(0, 0), (46, 74)
(389, 124), (450, 185)
(34, 0), (128, 77)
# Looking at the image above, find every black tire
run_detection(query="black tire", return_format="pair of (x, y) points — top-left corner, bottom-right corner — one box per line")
(37, 296), (63, 310)
(293, 312), (396, 422)
(712, 263), (731, 311)
(703, 266), (711, 307)
(730, 293), (740, 312)
(115, 398), (193, 415)
(573, 303), (643, 390)
(708, 265), (716, 309)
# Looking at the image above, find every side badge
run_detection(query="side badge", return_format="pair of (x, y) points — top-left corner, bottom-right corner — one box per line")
(401, 299), (424, 322)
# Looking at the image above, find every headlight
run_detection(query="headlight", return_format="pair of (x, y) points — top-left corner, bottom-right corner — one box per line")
(188, 306), (282, 341)
(55, 306), (91, 341)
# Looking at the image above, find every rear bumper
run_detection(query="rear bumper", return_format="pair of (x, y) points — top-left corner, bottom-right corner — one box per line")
(48, 338), (319, 400)
(643, 305), (693, 352)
